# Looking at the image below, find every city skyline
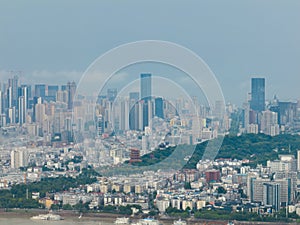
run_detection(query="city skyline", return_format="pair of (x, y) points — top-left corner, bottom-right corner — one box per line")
(1, 1), (300, 222)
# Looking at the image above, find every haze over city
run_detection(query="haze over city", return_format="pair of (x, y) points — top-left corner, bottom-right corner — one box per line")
(1, 1), (300, 225)
(1, 0), (300, 104)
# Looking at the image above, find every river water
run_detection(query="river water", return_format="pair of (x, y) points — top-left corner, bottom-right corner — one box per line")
(0, 217), (115, 225)
(0, 217), (176, 225)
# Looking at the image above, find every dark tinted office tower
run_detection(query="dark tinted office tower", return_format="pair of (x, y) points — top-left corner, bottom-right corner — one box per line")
(142, 101), (149, 129)
(96, 114), (104, 137)
(61, 85), (67, 91)
(263, 183), (280, 212)
(7, 87), (13, 108)
(129, 102), (139, 130)
(155, 97), (164, 119)
(21, 84), (32, 99)
(250, 78), (265, 112)
(107, 88), (117, 102)
(8, 76), (18, 107)
(67, 81), (76, 110)
(140, 73), (152, 101)
(32, 96), (40, 122)
(48, 85), (59, 98)
(35, 84), (46, 98)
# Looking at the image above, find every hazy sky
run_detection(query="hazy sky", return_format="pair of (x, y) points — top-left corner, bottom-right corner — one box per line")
(0, 0), (299, 104)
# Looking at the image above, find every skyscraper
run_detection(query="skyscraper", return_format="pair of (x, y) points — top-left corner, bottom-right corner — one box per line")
(35, 84), (46, 99)
(8, 76), (18, 108)
(140, 74), (152, 130)
(140, 73), (152, 101)
(155, 97), (164, 119)
(250, 78), (265, 112)
(18, 96), (25, 125)
(67, 81), (76, 110)
(48, 85), (59, 99)
(261, 110), (279, 136)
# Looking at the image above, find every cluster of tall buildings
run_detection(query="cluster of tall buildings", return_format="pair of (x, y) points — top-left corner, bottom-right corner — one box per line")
(0, 76), (76, 141)
(242, 78), (300, 135)
(247, 153), (300, 211)
(94, 73), (166, 137)
(8, 74), (300, 147)
(93, 73), (228, 149)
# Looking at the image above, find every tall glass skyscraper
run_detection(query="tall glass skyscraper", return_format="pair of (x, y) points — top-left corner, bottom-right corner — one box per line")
(155, 97), (164, 119)
(250, 78), (265, 112)
(8, 76), (18, 108)
(140, 73), (152, 101)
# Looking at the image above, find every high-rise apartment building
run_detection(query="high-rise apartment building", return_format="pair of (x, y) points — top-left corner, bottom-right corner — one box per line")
(11, 148), (28, 169)
(261, 110), (280, 136)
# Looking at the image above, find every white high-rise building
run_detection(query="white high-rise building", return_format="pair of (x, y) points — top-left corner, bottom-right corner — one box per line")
(141, 135), (149, 155)
(261, 110), (279, 136)
(35, 103), (46, 125)
(8, 107), (16, 124)
(56, 90), (68, 104)
(247, 124), (259, 134)
(11, 148), (28, 169)
(138, 101), (143, 131)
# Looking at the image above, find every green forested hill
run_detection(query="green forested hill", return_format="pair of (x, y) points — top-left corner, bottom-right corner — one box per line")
(134, 134), (300, 169)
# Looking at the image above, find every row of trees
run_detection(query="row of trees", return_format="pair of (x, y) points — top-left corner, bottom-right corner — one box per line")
(194, 208), (291, 222)
(0, 168), (99, 209)
(165, 207), (295, 222)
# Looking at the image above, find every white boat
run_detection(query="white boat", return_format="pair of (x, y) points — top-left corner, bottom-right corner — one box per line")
(131, 218), (160, 225)
(173, 218), (187, 225)
(31, 213), (63, 221)
(115, 217), (130, 224)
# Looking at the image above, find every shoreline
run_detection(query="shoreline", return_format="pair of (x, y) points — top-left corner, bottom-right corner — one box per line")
(0, 209), (298, 225)
(0, 208), (124, 220)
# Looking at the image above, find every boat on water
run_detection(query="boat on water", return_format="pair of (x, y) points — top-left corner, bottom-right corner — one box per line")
(173, 218), (187, 225)
(114, 217), (130, 224)
(131, 218), (161, 225)
(31, 213), (63, 221)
